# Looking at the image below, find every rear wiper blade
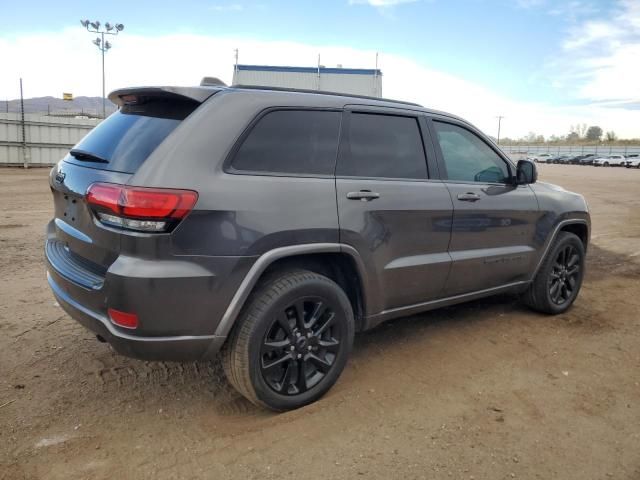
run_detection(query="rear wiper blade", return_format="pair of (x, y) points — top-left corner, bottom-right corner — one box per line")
(69, 149), (109, 163)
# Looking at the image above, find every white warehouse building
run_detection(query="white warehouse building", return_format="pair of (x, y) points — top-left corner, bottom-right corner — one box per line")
(232, 64), (383, 97)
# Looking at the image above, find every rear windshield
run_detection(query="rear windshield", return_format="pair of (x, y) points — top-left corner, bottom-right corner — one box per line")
(64, 99), (198, 173)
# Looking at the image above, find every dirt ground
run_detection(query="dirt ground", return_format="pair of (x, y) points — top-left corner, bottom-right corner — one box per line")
(1, 164), (639, 480)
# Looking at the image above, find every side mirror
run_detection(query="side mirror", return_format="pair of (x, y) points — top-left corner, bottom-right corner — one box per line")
(516, 159), (538, 185)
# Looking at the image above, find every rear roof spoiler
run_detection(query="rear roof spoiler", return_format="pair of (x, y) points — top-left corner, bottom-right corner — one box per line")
(108, 86), (222, 106)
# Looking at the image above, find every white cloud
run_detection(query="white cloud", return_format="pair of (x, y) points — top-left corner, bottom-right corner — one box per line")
(558, 0), (640, 105)
(547, 1), (600, 20)
(563, 21), (618, 50)
(0, 28), (638, 138)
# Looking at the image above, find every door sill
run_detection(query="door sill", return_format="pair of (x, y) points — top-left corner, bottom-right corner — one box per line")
(364, 281), (529, 329)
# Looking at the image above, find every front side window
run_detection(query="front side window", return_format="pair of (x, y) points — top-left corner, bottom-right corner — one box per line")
(231, 110), (341, 176)
(433, 121), (511, 183)
(337, 113), (427, 180)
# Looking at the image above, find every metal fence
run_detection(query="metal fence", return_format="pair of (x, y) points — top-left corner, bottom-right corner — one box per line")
(500, 144), (640, 159)
(1, 100), (117, 119)
(0, 113), (101, 166)
(39, 108), (115, 119)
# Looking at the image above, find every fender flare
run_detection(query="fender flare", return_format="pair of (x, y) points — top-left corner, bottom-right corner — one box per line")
(529, 218), (589, 281)
(214, 243), (368, 338)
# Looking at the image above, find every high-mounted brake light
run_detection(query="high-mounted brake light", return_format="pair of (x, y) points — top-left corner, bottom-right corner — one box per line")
(86, 183), (198, 232)
(120, 94), (138, 105)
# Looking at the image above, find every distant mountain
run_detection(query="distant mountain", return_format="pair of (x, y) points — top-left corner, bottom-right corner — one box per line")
(0, 96), (116, 117)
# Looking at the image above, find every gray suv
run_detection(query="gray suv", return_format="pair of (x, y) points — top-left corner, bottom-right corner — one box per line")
(46, 85), (590, 411)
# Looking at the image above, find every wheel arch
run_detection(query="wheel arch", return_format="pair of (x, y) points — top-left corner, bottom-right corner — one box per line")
(559, 222), (589, 251)
(530, 219), (589, 281)
(214, 244), (369, 338)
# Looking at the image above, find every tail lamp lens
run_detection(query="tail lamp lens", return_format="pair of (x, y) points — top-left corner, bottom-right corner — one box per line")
(86, 183), (197, 232)
(108, 308), (139, 329)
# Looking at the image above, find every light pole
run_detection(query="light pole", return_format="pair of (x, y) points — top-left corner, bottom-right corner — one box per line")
(496, 115), (504, 145)
(81, 20), (124, 118)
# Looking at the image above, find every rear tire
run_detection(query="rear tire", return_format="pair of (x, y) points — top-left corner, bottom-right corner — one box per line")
(222, 270), (354, 411)
(523, 232), (585, 314)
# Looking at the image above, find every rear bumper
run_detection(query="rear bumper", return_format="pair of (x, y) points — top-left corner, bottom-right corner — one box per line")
(47, 271), (226, 361)
(44, 220), (257, 361)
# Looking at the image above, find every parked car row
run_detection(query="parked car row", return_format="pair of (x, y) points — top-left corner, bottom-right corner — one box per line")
(625, 154), (640, 168)
(593, 154), (626, 166)
(527, 153), (640, 168)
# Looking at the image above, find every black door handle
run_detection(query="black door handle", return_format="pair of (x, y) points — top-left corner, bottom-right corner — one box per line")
(457, 192), (481, 202)
(347, 190), (380, 201)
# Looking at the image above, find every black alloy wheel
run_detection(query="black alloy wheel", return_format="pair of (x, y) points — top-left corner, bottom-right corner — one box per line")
(548, 244), (581, 306)
(260, 298), (343, 395)
(522, 231), (585, 314)
(222, 270), (354, 411)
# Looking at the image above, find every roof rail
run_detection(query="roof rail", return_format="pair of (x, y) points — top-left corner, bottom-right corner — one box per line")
(230, 84), (422, 107)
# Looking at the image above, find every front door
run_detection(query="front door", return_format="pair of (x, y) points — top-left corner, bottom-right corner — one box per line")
(335, 109), (453, 315)
(429, 118), (540, 296)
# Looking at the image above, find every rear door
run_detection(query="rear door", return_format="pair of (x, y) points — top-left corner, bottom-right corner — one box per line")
(49, 94), (202, 273)
(335, 107), (453, 315)
(428, 117), (540, 296)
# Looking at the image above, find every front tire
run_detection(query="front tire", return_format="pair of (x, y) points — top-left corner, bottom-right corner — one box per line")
(222, 270), (354, 411)
(523, 232), (585, 314)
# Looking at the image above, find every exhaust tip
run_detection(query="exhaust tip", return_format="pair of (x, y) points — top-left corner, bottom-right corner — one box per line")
(96, 334), (106, 343)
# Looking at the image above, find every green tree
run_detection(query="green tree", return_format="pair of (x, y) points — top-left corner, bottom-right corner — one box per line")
(586, 126), (603, 141)
(606, 130), (616, 142)
(566, 131), (580, 142)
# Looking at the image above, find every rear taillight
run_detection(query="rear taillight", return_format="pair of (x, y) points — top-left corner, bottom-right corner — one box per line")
(86, 183), (198, 233)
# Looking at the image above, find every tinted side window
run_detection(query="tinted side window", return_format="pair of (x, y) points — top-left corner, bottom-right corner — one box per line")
(337, 113), (427, 179)
(433, 121), (511, 183)
(232, 110), (341, 175)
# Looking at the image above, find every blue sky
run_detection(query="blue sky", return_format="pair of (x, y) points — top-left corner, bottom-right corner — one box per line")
(0, 0), (598, 102)
(1, 0), (638, 137)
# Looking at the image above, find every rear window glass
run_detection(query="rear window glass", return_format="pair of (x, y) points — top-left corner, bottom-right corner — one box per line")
(64, 100), (197, 173)
(231, 110), (341, 176)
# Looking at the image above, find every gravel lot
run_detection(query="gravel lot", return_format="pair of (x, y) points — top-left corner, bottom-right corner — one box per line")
(1, 164), (639, 479)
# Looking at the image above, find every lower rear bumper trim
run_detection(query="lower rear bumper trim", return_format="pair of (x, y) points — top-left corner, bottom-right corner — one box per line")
(47, 272), (226, 361)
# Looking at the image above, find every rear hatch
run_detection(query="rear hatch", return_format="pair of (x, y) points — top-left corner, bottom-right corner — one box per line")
(48, 87), (216, 284)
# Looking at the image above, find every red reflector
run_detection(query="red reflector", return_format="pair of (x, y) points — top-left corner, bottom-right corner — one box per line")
(108, 308), (139, 329)
(86, 183), (198, 220)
